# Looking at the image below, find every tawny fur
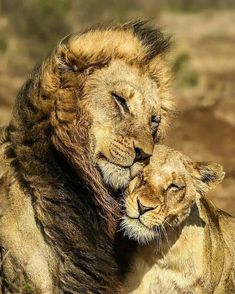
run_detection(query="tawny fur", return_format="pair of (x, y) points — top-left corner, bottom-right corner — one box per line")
(0, 22), (173, 293)
(123, 145), (235, 293)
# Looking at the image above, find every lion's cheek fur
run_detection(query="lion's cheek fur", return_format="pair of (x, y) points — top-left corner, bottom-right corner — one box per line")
(98, 160), (131, 190)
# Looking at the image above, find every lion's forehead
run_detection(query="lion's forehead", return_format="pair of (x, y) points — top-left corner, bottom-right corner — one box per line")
(69, 29), (145, 64)
(86, 59), (161, 109)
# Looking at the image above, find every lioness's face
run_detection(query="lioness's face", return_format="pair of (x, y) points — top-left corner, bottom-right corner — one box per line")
(121, 145), (224, 244)
(83, 59), (164, 190)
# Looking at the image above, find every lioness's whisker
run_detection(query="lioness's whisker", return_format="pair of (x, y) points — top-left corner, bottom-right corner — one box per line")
(162, 223), (169, 245)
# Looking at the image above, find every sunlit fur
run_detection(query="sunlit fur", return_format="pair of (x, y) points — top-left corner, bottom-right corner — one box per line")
(122, 145), (225, 245)
(121, 217), (156, 245)
(0, 22), (174, 293)
(123, 146), (235, 294)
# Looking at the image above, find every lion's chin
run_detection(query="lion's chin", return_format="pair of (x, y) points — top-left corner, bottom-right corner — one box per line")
(120, 216), (157, 245)
(97, 160), (131, 190)
(97, 160), (144, 190)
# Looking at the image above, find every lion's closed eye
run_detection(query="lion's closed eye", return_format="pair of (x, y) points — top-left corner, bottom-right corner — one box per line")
(151, 115), (161, 138)
(167, 183), (186, 192)
(111, 92), (129, 114)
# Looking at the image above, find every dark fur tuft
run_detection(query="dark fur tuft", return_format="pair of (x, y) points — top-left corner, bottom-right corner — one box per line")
(77, 20), (171, 63)
(124, 20), (171, 61)
(132, 21), (171, 61)
(201, 172), (215, 183)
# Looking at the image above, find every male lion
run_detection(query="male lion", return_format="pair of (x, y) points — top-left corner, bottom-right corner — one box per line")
(122, 145), (235, 293)
(0, 22), (173, 293)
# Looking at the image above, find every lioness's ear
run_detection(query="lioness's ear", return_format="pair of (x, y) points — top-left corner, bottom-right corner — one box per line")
(192, 161), (225, 194)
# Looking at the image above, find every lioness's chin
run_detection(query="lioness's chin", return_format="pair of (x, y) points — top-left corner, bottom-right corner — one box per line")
(121, 216), (157, 245)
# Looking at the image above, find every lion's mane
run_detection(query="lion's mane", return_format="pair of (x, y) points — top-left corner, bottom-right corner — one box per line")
(1, 21), (171, 292)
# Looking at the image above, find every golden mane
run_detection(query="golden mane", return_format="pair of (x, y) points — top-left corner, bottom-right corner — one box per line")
(0, 21), (172, 292)
(9, 20), (172, 233)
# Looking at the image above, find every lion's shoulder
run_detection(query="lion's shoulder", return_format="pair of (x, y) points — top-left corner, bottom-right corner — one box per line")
(0, 126), (8, 144)
(0, 126), (15, 216)
(0, 166), (9, 217)
(0, 126), (12, 171)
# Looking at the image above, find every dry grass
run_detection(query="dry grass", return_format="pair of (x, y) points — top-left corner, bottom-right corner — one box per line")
(160, 11), (235, 215)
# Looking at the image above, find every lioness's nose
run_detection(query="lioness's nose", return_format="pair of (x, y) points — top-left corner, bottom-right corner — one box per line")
(134, 147), (151, 163)
(137, 199), (155, 216)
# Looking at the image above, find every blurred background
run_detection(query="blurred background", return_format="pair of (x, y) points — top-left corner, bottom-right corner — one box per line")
(0, 0), (235, 214)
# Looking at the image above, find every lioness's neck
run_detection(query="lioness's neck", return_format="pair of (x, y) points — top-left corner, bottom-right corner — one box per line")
(139, 203), (206, 260)
(125, 201), (211, 293)
(125, 199), (234, 293)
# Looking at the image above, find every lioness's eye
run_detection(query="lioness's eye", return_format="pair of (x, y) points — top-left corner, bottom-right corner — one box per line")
(138, 173), (146, 186)
(111, 92), (129, 114)
(151, 115), (161, 136)
(167, 183), (185, 191)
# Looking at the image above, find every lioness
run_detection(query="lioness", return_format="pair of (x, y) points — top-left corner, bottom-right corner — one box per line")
(122, 145), (235, 293)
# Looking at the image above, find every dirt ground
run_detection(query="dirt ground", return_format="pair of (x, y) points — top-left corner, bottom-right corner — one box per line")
(161, 11), (235, 215)
(0, 11), (235, 215)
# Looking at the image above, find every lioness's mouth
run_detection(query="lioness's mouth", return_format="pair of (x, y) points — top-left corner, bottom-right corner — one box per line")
(128, 215), (152, 230)
(120, 215), (157, 244)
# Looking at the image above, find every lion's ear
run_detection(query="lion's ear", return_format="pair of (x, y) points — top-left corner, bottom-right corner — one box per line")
(192, 161), (225, 194)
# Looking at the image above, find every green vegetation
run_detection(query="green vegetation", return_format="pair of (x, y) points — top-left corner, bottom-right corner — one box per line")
(76, 0), (139, 24)
(0, 36), (7, 52)
(1, 0), (70, 58)
(173, 52), (199, 88)
(0, 0), (233, 76)
(159, 0), (235, 11)
(5, 0), (69, 41)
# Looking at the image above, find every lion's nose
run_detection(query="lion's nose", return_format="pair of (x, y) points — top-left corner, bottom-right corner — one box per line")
(134, 147), (151, 163)
(137, 199), (155, 216)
